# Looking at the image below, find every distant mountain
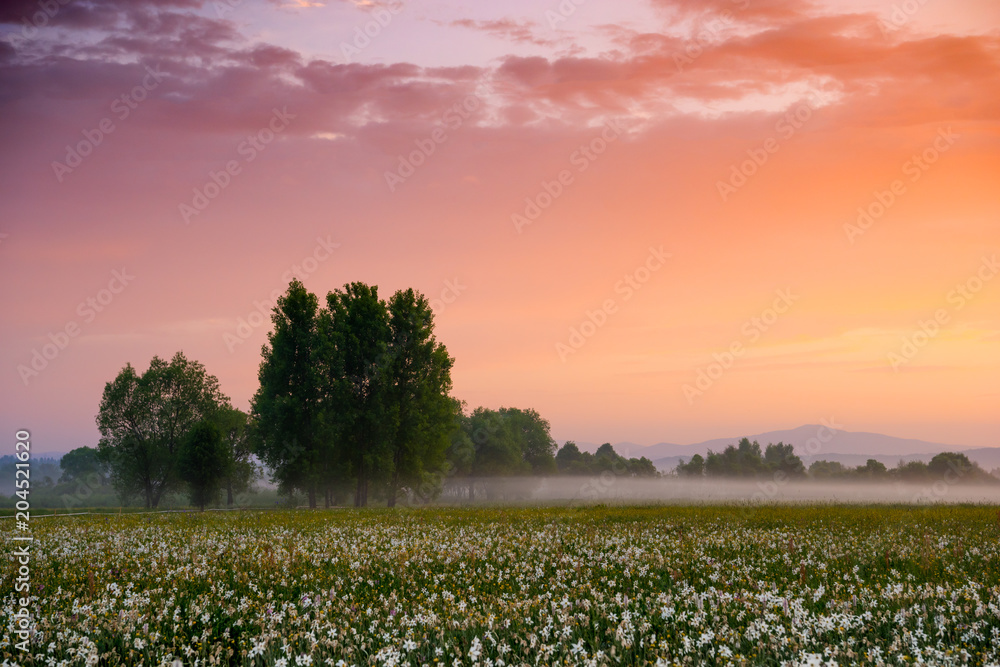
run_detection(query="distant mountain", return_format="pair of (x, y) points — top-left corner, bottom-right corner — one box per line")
(566, 426), (999, 473)
(571, 441), (649, 456)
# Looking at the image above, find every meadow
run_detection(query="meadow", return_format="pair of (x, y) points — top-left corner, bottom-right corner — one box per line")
(3, 505), (1000, 666)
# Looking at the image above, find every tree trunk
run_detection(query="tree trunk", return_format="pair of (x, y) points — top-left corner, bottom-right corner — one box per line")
(227, 483), (234, 507)
(355, 454), (367, 507)
(387, 449), (402, 508)
(469, 481), (474, 501)
(308, 486), (317, 509)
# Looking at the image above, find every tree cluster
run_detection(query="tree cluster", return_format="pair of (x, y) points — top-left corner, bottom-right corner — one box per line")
(93, 281), (573, 510)
(675, 440), (997, 485)
(808, 452), (995, 483)
(251, 281), (455, 508)
(95, 351), (257, 509)
(444, 406), (560, 499)
(59, 446), (108, 485)
(676, 438), (806, 478)
(555, 442), (659, 477)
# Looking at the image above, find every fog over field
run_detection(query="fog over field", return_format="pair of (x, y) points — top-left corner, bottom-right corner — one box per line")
(437, 477), (1000, 506)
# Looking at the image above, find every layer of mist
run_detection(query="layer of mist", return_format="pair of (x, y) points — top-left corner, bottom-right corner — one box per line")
(434, 476), (1000, 505)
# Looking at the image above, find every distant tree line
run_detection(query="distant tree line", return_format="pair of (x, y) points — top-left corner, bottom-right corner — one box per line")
(0, 447), (121, 509)
(807, 452), (995, 483)
(675, 438), (996, 484)
(555, 442), (659, 477)
(675, 438), (805, 478)
(0, 456), (61, 496)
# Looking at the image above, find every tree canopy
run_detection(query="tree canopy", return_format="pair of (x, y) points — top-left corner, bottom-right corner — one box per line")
(59, 446), (107, 484)
(554, 441), (659, 477)
(676, 439), (805, 479)
(252, 281), (457, 507)
(96, 351), (230, 508)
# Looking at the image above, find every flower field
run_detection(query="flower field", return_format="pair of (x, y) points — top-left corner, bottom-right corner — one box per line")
(3, 505), (1000, 666)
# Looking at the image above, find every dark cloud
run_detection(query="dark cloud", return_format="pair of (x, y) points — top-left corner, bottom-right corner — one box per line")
(0, 0), (202, 28)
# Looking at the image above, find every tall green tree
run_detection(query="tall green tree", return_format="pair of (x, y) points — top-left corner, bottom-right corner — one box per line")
(179, 420), (228, 510)
(96, 352), (228, 508)
(252, 281), (460, 507)
(384, 289), (456, 507)
(251, 280), (325, 508)
(325, 282), (392, 507)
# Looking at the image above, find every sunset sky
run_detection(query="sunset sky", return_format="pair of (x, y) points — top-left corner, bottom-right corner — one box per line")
(1, 0), (998, 455)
